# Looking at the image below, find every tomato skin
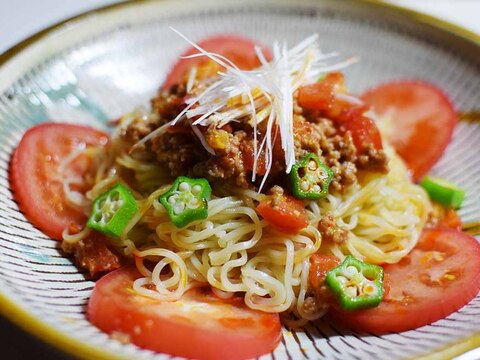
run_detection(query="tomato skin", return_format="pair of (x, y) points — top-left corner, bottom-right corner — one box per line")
(298, 73), (383, 153)
(10, 123), (109, 240)
(257, 194), (309, 234)
(309, 253), (341, 289)
(298, 74), (338, 111)
(88, 267), (282, 360)
(438, 208), (462, 230)
(241, 141), (268, 176)
(69, 231), (121, 277)
(361, 81), (457, 181)
(337, 106), (383, 151)
(298, 73), (346, 111)
(328, 228), (480, 333)
(163, 35), (272, 89)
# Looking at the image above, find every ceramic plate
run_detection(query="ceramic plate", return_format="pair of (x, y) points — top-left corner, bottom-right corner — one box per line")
(0, 0), (479, 359)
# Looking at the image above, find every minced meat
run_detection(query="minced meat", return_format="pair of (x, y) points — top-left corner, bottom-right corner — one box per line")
(318, 213), (348, 244)
(121, 86), (388, 192)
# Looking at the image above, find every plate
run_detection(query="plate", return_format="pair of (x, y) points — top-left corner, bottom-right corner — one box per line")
(0, 0), (479, 359)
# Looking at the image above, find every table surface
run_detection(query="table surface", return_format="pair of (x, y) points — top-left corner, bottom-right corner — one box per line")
(1, 0), (479, 359)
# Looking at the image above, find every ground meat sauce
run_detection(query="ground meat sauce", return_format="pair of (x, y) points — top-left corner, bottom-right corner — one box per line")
(193, 129), (250, 188)
(63, 233), (121, 277)
(121, 85), (388, 193)
(318, 213), (348, 244)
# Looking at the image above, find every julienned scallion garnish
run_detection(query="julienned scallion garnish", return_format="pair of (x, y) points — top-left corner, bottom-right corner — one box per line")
(87, 183), (139, 237)
(325, 255), (384, 310)
(420, 176), (465, 209)
(289, 153), (334, 200)
(160, 176), (212, 228)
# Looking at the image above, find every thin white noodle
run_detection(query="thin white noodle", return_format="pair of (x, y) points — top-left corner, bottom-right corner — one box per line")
(64, 137), (429, 320)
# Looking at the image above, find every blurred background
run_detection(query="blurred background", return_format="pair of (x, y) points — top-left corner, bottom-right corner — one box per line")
(0, 0), (479, 54)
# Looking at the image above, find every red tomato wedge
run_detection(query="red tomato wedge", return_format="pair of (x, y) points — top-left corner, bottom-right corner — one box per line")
(337, 106), (383, 152)
(10, 123), (109, 240)
(329, 228), (480, 333)
(257, 193), (309, 234)
(88, 266), (282, 360)
(297, 73), (345, 111)
(298, 73), (383, 153)
(309, 254), (341, 289)
(361, 81), (457, 181)
(163, 35), (272, 89)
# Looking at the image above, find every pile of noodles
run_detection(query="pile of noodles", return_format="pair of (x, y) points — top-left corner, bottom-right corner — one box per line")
(62, 123), (431, 321)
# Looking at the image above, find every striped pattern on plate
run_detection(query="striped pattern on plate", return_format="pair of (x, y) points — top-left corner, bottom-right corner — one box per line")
(0, 1), (479, 359)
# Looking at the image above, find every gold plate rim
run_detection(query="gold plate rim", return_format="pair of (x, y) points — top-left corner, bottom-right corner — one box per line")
(0, 0), (478, 359)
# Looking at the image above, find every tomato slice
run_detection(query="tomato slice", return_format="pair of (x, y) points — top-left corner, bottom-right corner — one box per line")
(10, 123), (109, 240)
(256, 193), (309, 234)
(163, 35), (272, 89)
(328, 228), (480, 333)
(361, 81), (457, 181)
(88, 266), (281, 359)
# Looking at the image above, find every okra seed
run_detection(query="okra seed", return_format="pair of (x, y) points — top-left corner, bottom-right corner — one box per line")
(179, 182), (191, 192)
(336, 275), (348, 285)
(173, 203), (185, 214)
(313, 184), (321, 192)
(190, 198), (199, 206)
(342, 265), (358, 278)
(308, 160), (317, 171)
(345, 286), (358, 297)
(187, 198), (200, 209)
(168, 196), (176, 204)
(192, 185), (202, 195)
(318, 169), (328, 179)
(113, 199), (123, 211)
(363, 283), (376, 295)
(301, 181), (310, 191)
